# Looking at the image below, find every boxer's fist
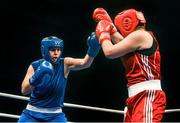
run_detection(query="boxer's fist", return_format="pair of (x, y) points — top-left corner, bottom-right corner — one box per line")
(29, 61), (53, 86)
(96, 20), (114, 44)
(92, 8), (112, 22)
(93, 8), (117, 34)
(87, 32), (101, 57)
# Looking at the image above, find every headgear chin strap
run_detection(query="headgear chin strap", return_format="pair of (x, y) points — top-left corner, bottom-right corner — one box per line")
(114, 9), (146, 37)
(41, 36), (64, 64)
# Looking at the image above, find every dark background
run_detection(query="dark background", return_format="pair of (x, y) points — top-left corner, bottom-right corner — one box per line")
(0, 0), (180, 122)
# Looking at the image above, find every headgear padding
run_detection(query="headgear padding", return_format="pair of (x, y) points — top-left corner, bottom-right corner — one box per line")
(114, 9), (146, 37)
(41, 36), (63, 63)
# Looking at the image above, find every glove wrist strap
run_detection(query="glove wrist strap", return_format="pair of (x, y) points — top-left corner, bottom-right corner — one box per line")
(99, 32), (111, 44)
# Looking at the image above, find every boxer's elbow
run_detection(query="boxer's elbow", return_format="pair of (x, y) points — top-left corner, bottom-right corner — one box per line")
(104, 49), (116, 59)
(21, 87), (29, 95)
(21, 81), (32, 95)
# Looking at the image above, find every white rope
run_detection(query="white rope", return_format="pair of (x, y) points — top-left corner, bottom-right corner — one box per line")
(0, 92), (123, 114)
(0, 92), (180, 115)
(0, 92), (29, 101)
(165, 109), (180, 113)
(64, 103), (123, 114)
(0, 112), (20, 119)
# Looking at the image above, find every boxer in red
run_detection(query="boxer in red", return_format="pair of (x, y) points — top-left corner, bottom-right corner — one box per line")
(93, 8), (166, 122)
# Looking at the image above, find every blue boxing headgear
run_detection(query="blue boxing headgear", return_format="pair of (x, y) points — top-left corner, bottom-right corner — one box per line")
(41, 36), (64, 64)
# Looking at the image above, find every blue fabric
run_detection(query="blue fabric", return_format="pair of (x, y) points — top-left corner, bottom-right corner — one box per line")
(29, 61), (53, 86)
(41, 36), (64, 64)
(17, 109), (67, 122)
(18, 58), (68, 122)
(87, 32), (101, 57)
(29, 58), (67, 108)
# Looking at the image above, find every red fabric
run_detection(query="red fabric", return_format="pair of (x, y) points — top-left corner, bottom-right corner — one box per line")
(121, 32), (161, 87)
(114, 9), (146, 37)
(95, 20), (113, 44)
(124, 90), (166, 122)
(92, 8), (112, 22)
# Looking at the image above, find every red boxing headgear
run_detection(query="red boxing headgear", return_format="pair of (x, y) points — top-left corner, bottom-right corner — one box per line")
(114, 9), (146, 37)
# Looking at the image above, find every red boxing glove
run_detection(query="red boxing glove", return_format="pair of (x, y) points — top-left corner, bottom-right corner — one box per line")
(96, 20), (114, 44)
(92, 8), (117, 34)
(92, 8), (112, 22)
(111, 25), (117, 35)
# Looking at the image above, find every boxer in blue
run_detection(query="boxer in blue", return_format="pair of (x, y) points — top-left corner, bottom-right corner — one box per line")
(17, 32), (100, 122)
